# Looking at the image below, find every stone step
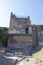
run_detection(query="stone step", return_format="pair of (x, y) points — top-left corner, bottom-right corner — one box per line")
(5, 45), (33, 56)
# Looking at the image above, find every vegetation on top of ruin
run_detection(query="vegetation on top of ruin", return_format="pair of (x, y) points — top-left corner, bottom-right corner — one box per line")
(40, 25), (43, 30)
(32, 24), (43, 30)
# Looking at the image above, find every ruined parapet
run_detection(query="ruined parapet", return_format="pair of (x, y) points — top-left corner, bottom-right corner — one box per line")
(9, 12), (31, 31)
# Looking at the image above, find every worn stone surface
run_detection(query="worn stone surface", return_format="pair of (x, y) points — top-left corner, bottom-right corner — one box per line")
(0, 46), (43, 65)
(8, 35), (32, 45)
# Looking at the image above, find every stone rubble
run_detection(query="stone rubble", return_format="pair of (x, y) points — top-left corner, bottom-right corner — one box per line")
(0, 53), (43, 65)
(0, 47), (43, 65)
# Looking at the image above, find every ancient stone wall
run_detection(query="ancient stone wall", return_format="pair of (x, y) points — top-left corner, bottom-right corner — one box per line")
(8, 35), (33, 48)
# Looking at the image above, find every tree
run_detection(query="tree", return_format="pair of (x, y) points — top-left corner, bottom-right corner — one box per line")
(0, 27), (8, 47)
(40, 25), (43, 30)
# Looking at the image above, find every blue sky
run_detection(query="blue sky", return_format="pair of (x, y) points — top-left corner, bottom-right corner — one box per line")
(0, 0), (43, 27)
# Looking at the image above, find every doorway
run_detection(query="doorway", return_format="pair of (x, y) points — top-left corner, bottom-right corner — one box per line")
(25, 28), (28, 34)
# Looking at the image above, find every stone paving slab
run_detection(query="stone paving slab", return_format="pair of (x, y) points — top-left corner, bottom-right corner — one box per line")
(0, 54), (15, 65)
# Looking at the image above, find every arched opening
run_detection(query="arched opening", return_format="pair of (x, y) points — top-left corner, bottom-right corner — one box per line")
(25, 28), (28, 34)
